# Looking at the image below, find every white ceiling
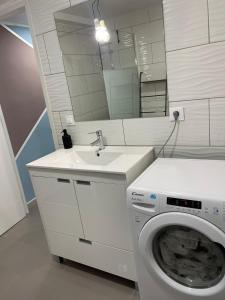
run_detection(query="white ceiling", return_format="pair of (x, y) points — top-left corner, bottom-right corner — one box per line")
(63, 0), (161, 19)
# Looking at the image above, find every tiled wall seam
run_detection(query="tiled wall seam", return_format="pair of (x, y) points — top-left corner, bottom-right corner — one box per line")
(42, 34), (52, 74)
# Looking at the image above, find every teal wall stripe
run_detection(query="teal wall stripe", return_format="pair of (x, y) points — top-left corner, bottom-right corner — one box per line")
(16, 111), (55, 202)
(7, 25), (33, 45)
(5, 25), (55, 202)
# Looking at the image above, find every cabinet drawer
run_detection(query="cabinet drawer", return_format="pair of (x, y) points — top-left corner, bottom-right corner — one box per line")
(45, 230), (137, 281)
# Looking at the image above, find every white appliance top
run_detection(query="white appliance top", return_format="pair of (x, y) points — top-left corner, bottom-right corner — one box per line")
(129, 158), (225, 202)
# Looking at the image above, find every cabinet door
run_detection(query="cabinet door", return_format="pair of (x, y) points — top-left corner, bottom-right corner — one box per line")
(74, 181), (133, 251)
(32, 176), (84, 238)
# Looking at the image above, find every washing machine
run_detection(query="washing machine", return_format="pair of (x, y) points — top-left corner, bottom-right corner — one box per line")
(127, 158), (225, 300)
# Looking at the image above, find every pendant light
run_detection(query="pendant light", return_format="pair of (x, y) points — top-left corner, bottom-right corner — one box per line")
(92, 0), (110, 44)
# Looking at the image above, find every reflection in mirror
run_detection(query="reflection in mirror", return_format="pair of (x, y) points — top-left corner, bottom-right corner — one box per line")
(55, 0), (168, 122)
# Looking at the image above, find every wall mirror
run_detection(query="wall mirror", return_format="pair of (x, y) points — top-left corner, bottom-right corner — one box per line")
(54, 0), (168, 122)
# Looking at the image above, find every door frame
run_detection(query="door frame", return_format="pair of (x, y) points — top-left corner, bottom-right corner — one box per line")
(0, 105), (28, 214)
(0, 0), (59, 149)
(139, 212), (225, 297)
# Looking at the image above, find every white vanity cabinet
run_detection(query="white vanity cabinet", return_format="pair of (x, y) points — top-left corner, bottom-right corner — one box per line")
(75, 180), (133, 251)
(28, 146), (154, 281)
(32, 176), (84, 237)
(31, 171), (137, 281)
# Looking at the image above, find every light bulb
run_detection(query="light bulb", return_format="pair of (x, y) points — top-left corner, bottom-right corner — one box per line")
(94, 18), (110, 44)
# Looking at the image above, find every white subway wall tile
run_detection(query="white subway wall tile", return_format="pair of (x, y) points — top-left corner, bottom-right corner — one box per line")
(114, 9), (149, 29)
(44, 30), (64, 74)
(60, 110), (74, 129)
(29, 0), (70, 35)
(59, 32), (80, 55)
(163, 0), (209, 51)
(52, 112), (63, 145)
(63, 55), (101, 76)
(167, 42), (225, 101)
(155, 81), (167, 95)
(92, 107), (110, 121)
(117, 29), (134, 50)
(134, 20), (164, 46)
(124, 100), (209, 146)
(169, 100), (210, 146)
(149, 3), (163, 21)
(156, 146), (225, 160)
(210, 98), (225, 146)
(209, 0), (225, 42)
(67, 76), (87, 97)
(141, 82), (156, 97)
(123, 117), (173, 145)
(67, 120), (125, 145)
(119, 48), (136, 68)
(45, 73), (72, 111)
(136, 44), (153, 66)
(139, 63), (167, 82)
(86, 74), (105, 93)
(142, 112), (165, 118)
(152, 41), (166, 63)
(36, 35), (51, 75)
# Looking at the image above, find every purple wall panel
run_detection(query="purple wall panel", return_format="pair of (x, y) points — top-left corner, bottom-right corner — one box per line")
(0, 26), (46, 155)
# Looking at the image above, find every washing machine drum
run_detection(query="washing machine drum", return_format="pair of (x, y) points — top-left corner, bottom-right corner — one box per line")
(153, 225), (225, 288)
(139, 212), (225, 297)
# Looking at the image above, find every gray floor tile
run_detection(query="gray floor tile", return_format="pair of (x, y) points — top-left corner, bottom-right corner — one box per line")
(0, 202), (139, 300)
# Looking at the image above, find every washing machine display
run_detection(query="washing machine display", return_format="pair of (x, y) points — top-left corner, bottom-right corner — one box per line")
(153, 225), (225, 289)
(167, 197), (202, 209)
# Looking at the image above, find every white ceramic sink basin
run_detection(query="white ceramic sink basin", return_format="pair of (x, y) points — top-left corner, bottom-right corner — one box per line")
(27, 146), (154, 175)
(75, 151), (121, 166)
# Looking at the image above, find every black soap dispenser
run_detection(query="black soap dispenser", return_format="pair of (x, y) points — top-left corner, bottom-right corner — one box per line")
(62, 129), (73, 149)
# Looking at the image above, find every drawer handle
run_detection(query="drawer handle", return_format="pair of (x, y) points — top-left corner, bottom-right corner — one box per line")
(76, 180), (90, 186)
(79, 238), (92, 245)
(57, 178), (70, 183)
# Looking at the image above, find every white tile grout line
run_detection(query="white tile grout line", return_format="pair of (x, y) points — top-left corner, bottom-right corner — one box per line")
(206, 0), (211, 44)
(121, 119), (127, 145)
(1, 24), (33, 48)
(43, 33), (53, 74)
(208, 99), (211, 147)
(15, 108), (47, 160)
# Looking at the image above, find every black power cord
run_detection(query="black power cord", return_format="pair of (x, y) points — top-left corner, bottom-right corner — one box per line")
(157, 111), (179, 158)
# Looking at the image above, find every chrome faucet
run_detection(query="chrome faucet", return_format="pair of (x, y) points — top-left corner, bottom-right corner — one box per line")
(89, 130), (105, 154)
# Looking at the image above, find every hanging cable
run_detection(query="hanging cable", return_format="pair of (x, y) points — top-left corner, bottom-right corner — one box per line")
(91, 0), (97, 19)
(96, 0), (101, 19)
(91, 0), (101, 19)
(157, 111), (179, 158)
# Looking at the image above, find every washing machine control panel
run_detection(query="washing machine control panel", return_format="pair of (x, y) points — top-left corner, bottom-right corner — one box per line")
(128, 188), (225, 230)
(160, 194), (225, 230)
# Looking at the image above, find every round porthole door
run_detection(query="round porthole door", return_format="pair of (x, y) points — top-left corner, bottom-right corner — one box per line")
(139, 212), (225, 297)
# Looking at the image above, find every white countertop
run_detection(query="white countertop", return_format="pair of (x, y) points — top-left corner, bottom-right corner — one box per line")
(27, 146), (154, 175)
(129, 158), (225, 201)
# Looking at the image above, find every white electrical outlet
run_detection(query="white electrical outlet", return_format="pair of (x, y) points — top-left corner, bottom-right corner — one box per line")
(169, 107), (185, 121)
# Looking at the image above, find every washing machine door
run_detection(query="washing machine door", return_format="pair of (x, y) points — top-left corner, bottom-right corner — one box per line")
(139, 212), (225, 297)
